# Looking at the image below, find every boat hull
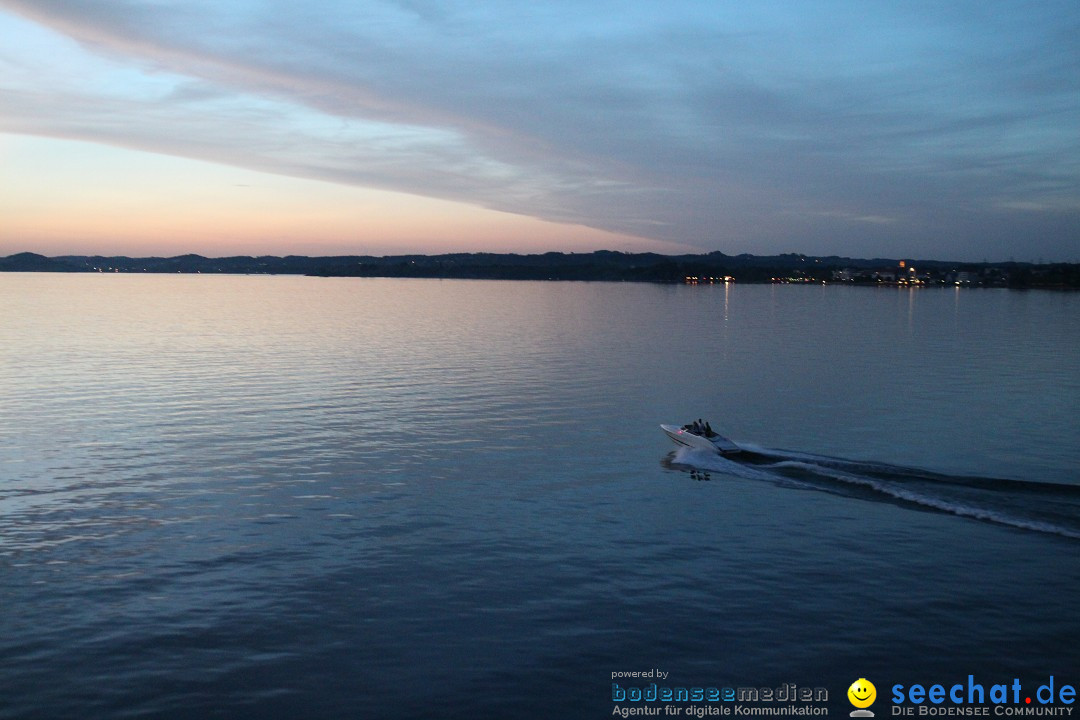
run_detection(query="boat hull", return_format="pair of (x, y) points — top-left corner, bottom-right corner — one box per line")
(660, 424), (741, 455)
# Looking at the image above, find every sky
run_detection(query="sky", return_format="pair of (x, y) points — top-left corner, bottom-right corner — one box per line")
(0, 1), (1078, 261)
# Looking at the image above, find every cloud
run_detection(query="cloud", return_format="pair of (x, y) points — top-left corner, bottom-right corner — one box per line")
(1, 0), (1078, 259)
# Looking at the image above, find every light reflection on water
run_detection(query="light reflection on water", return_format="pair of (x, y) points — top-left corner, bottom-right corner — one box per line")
(1, 275), (1078, 719)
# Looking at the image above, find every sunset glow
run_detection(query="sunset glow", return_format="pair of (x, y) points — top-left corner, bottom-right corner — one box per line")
(0, 135), (661, 256)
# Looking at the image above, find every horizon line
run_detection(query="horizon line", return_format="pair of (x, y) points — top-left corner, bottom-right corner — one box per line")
(4, 249), (1076, 267)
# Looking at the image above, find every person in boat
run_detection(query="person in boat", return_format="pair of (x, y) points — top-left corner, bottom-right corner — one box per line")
(704, 421), (715, 437)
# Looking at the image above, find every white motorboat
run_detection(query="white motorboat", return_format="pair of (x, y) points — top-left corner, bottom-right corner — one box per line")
(661, 423), (741, 455)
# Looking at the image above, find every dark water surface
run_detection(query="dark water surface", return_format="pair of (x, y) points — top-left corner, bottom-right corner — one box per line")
(2, 275), (1077, 719)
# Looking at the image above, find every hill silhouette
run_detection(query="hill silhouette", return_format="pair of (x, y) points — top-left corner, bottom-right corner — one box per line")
(1, 250), (1076, 288)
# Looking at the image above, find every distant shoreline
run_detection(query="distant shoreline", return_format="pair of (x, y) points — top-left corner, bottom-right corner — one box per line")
(2, 250), (1077, 288)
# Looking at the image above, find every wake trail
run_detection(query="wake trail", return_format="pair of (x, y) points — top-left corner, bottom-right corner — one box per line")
(670, 444), (1080, 540)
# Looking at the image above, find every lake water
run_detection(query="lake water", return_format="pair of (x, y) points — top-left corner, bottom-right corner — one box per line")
(1, 275), (1078, 719)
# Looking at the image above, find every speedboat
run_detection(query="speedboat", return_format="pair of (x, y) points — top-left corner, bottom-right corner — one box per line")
(661, 423), (741, 455)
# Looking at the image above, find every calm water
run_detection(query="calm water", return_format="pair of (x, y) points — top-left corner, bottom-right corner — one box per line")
(1, 275), (1078, 719)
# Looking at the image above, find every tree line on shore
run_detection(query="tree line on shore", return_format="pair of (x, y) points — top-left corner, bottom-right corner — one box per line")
(2, 250), (1077, 288)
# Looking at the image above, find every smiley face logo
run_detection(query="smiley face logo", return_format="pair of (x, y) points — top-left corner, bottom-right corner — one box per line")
(848, 678), (876, 709)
